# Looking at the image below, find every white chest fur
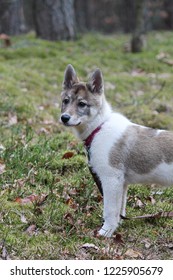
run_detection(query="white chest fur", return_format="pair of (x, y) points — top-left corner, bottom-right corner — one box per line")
(89, 112), (131, 177)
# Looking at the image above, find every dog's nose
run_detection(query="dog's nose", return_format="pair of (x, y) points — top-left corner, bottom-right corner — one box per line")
(61, 114), (70, 124)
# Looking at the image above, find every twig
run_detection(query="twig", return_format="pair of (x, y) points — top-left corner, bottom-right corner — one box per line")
(120, 210), (173, 220)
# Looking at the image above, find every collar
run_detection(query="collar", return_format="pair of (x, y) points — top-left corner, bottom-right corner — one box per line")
(83, 123), (104, 149)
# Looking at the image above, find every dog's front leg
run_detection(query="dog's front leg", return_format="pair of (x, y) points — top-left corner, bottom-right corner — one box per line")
(98, 176), (124, 237)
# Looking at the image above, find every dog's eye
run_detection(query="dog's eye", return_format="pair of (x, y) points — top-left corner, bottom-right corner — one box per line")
(63, 98), (69, 105)
(78, 101), (87, 108)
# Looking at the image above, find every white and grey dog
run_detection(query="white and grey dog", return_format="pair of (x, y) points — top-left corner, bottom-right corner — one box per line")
(60, 64), (173, 237)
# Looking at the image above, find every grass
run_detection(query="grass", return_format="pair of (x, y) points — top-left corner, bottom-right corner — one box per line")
(0, 31), (173, 260)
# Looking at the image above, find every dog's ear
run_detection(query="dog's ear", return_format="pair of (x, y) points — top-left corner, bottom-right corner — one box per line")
(87, 69), (103, 94)
(63, 64), (79, 89)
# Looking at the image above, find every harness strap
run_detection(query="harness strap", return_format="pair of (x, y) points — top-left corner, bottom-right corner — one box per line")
(83, 123), (103, 149)
(83, 123), (104, 196)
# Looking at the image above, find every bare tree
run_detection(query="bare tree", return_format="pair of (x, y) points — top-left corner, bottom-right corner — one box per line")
(164, 0), (173, 29)
(74, 0), (90, 32)
(33, 0), (76, 41)
(23, 0), (35, 32)
(75, 0), (120, 33)
(0, 0), (23, 35)
(130, 0), (147, 53)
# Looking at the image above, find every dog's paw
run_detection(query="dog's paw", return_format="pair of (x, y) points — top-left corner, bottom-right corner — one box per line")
(98, 224), (117, 237)
(98, 228), (113, 237)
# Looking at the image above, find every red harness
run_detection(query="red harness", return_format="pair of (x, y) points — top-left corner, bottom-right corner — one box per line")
(83, 123), (104, 196)
(84, 123), (103, 149)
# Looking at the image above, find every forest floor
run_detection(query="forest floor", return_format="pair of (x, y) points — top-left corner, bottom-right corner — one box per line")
(0, 32), (173, 260)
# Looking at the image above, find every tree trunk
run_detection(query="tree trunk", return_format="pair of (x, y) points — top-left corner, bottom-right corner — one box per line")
(74, 0), (90, 32)
(0, 0), (23, 35)
(23, 0), (35, 31)
(164, 0), (173, 29)
(33, 0), (76, 41)
(75, 0), (120, 34)
(117, 0), (136, 33)
(131, 0), (147, 53)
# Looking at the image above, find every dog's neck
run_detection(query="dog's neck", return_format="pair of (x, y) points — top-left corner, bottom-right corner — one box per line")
(84, 122), (104, 148)
(72, 96), (112, 141)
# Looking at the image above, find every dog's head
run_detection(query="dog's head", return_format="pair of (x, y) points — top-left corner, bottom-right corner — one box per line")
(60, 64), (104, 127)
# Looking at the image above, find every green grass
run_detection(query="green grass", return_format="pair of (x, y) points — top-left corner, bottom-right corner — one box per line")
(0, 31), (173, 260)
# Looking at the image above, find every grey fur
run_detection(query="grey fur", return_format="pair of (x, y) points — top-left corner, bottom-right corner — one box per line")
(109, 125), (173, 174)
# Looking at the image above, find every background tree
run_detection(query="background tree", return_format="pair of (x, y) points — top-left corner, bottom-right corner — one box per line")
(0, 0), (23, 35)
(33, 0), (76, 41)
(163, 0), (173, 29)
(130, 0), (147, 53)
(23, 0), (35, 32)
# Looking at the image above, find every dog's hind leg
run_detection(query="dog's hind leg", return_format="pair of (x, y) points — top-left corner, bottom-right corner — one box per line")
(120, 184), (128, 217)
(98, 175), (124, 237)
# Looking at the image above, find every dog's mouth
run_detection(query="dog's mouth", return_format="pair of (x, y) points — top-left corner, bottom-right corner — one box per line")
(62, 121), (81, 127)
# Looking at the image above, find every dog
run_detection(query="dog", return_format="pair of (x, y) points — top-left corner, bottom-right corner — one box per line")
(60, 64), (173, 237)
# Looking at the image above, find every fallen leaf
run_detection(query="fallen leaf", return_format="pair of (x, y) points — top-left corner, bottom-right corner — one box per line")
(15, 193), (48, 205)
(65, 196), (78, 210)
(67, 140), (78, 149)
(37, 194), (48, 205)
(62, 151), (75, 159)
(25, 224), (37, 235)
(94, 229), (100, 238)
(64, 213), (74, 225)
(131, 68), (145, 77)
(38, 105), (44, 111)
(14, 178), (26, 188)
(156, 52), (173, 66)
(135, 197), (145, 208)
(147, 195), (156, 205)
(34, 207), (43, 215)
(68, 188), (77, 196)
(156, 52), (168, 60)
(21, 87), (28, 92)
(162, 58), (173, 66)
(15, 194), (37, 204)
(81, 243), (99, 251)
(113, 233), (124, 244)
(125, 248), (143, 258)
(166, 243), (173, 250)
(20, 214), (28, 224)
(0, 189), (7, 197)
(142, 238), (152, 249)
(64, 193), (70, 202)
(63, 190), (78, 210)
(0, 162), (6, 175)
(8, 114), (18, 126)
(37, 127), (50, 134)
(86, 205), (95, 214)
(0, 144), (5, 152)
(1, 244), (11, 260)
